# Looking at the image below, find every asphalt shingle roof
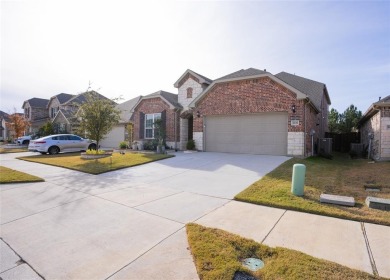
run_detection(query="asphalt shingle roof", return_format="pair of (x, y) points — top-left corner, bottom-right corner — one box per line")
(190, 70), (213, 84)
(275, 72), (328, 110)
(116, 96), (142, 122)
(374, 95), (390, 105)
(216, 68), (268, 81)
(56, 93), (75, 104)
(27, 98), (49, 108)
(145, 90), (181, 108)
(64, 91), (114, 105)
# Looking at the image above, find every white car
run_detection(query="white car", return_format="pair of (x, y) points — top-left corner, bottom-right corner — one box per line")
(28, 134), (97, 155)
(15, 135), (32, 145)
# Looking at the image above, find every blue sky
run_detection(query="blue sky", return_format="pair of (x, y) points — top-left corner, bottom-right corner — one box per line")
(1, 0), (389, 114)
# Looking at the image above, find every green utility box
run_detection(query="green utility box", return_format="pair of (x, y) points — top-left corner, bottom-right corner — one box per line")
(291, 164), (306, 196)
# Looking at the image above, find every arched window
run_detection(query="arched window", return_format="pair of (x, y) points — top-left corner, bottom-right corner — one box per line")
(187, 87), (193, 98)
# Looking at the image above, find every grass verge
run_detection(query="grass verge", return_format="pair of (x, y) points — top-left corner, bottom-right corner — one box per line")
(187, 223), (383, 280)
(0, 147), (28, 153)
(235, 153), (390, 226)
(0, 166), (44, 184)
(18, 152), (173, 174)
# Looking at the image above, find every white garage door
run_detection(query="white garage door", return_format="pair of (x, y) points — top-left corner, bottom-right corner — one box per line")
(99, 125), (125, 148)
(205, 113), (287, 155)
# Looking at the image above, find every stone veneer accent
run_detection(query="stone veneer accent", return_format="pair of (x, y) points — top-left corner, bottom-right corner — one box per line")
(178, 77), (204, 110)
(380, 117), (390, 159)
(179, 118), (188, 150)
(193, 132), (203, 151)
(288, 132), (304, 156)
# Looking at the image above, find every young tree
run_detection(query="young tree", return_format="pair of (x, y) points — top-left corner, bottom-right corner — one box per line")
(328, 108), (340, 133)
(339, 104), (362, 133)
(6, 109), (30, 138)
(77, 91), (120, 152)
(37, 121), (54, 137)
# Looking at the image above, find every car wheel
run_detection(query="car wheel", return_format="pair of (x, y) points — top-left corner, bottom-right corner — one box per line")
(48, 146), (59, 155)
(88, 143), (97, 150)
(22, 140), (30, 145)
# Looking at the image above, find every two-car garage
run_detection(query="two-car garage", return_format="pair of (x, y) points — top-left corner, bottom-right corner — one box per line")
(204, 112), (288, 155)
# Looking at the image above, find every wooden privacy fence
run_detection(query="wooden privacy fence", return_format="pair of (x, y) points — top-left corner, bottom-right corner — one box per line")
(324, 132), (360, 152)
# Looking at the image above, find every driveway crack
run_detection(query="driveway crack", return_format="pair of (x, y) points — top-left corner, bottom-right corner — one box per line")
(361, 222), (378, 276)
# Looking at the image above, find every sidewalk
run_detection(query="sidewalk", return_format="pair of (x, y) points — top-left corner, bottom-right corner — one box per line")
(197, 200), (390, 278)
(1, 152), (389, 279)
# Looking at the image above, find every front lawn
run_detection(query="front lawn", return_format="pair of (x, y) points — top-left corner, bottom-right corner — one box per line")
(235, 154), (390, 226)
(187, 223), (380, 280)
(0, 166), (44, 184)
(18, 152), (173, 174)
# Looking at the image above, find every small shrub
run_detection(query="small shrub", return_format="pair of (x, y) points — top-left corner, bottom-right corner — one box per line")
(143, 140), (158, 150)
(186, 139), (195, 150)
(85, 149), (106, 155)
(119, 141), (128, 149)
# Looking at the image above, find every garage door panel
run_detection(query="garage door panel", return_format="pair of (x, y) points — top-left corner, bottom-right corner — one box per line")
(205, 113), (287, 155)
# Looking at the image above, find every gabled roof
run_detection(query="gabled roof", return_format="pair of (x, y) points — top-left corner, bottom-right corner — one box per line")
(275, 72), (331, 109)
(64, 91), (114, 106)
(174, 69), (213, 88)
(215, 68), (269, 81)
(56, 93), (74, 104)
(358, 95), (390, 126)
(0, 110), (10, 121)
(47, 93), (75, 109)
(133, 90), (182, 110)
(116, 96), (142, 123)
(52, 109), (72, 124)
(22, 97), (49, 109)
(189, 68), (308, 108)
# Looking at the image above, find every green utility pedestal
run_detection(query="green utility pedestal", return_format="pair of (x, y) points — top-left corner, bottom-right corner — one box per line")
(291, 164), (306, 196)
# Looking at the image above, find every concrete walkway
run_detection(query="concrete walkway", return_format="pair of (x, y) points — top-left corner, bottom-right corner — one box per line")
(1, 152), (389, 279)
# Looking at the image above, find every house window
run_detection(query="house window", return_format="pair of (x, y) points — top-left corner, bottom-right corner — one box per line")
(25, 108), (30, 119)
(145, 113), (161, 139)
(187, 87), (193, 98)
(51, 107), (58, 118)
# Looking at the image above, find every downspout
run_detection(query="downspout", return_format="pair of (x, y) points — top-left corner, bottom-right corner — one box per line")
(304, 100), (307, 157)
(174, 108), (179, 151)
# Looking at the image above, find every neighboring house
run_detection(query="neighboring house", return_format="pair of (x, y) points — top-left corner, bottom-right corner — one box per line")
(22, 97), (50, 134)
(100, 96), (142, 148)
(47, 93), (74, 120)
(358, 95), (390, 161)
(0, 111), (10, 141)
(133, 68), (331, 156)
(52, 91), (113, 134)
(132, 90), (182, 150)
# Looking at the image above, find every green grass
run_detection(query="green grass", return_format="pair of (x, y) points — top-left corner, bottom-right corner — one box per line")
(235, 153), (390, 226)
(187, 223), (383, 280)
(18, 152), (173, 174)
(0, 166), (44, 184)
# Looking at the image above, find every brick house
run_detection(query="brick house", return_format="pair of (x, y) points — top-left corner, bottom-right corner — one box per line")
(358, 95), (390, 161)
(132, 68), (331, 156)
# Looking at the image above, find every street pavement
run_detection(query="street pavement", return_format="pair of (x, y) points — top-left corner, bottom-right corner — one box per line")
(1, 151), (389, 279)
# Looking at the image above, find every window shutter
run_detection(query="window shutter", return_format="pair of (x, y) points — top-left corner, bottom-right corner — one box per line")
(139, 112), (145, 139)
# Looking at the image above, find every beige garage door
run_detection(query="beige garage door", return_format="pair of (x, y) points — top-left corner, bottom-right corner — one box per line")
(205, 113), (287, 155)
(99, 125), (125, 148)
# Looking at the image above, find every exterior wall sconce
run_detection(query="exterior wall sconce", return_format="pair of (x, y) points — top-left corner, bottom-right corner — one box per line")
(291, 104), (296, 113)
(196, 111), (201, 118)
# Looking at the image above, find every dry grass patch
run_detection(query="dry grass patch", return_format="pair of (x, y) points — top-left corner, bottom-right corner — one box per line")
(235, 154), (390, 226)
(0, 166), (44, 184)
(187, 223), (381, 280)
(18, 152), (173, 174)
(0, 147), (28, 153)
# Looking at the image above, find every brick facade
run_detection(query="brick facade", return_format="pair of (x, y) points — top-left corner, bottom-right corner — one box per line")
(192, 77), (319, 156)
(133, 98), (180, 145)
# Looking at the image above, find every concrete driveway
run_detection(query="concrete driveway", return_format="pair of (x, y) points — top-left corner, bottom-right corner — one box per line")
(0, 152), (289, 279)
